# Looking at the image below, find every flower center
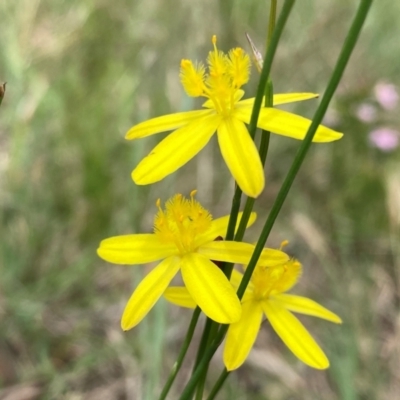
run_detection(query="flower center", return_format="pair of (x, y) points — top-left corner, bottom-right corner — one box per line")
(252, 259), (302, 300)
(153, 190), (212, 255)
(179, 35), (251, 118)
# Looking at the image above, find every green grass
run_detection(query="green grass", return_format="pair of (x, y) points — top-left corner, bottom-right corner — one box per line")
(1, 0), (400, 399)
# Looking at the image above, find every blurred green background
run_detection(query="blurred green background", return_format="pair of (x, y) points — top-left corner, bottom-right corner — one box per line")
(1, 0), (400, 399)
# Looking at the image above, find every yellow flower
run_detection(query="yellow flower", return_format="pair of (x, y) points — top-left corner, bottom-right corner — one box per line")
(97, 191), (289, 330)
(164, 257), (342, 370)
(126, 35), (343, 198)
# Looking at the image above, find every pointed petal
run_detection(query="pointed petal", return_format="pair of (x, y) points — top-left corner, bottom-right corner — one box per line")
(273, 93), (319, 105)
(224, 299), (263, 371)
(132, 114), (220, 185)
(198, 241), (289, 266)
(97, 234), (177, 264)
(121, 257), (181, 330)
(217, 118), (265, 198)
(194, 211), (257, 246)
(237, 93), (319, 108)
(262, 299), (330, 369)
(125, 109), (213, 139)
(274, 294), (342, 323)
(180, 253), (241, 323)
(235, 107), (343, 143)
(163, 287), (197, 308)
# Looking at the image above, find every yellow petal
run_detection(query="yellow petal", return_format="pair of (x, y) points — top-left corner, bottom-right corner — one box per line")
(197, 241), (258, 264)
(262, 299), (330, 369)
(97, 234), (177, 264)
(164, 270), (254, 309)
(132, 114), (220, 185)
(125, 109), (213, 139)
(202, 90), (245, 108)
(121, 256), (181, 330)
(223, 299), (263, 371)
(236, 93), (319, 108)
(235, 107), (343, 143)
(163, 287), (197, 308)
(198, 241), (289, 266)
(273, 93), (319, 105)
(230, 268), (244, 288)
(180, 253), (241, 324)
(217, 118), (265, 198)
(194, 211), (257, 246)
(274, 294), (342, 323)
(259, 248), (290, 266)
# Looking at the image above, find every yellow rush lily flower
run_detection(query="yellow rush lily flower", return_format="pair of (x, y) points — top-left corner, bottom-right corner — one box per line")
(126, 36), (343, 198)
(164, 255), (342, 370)
(97, 191), (289, 330)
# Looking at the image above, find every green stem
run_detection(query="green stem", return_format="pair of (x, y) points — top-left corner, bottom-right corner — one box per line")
(247, 0), (294, 142)
(206, 369), (230, 400)
(224, 184), (243, 242)
(179, 326), (229, 400)
(225, 0), (284, 269)
(224, 0), (279, 246)
(267, 0), (278, 48)
(229, 0), (281, 251)
(158, 308), (201, 400)
(194, 320), (219, 400)
(192, 318), (214, 373)
(237, 0), (374, 300)
(235, 81), (273, 242)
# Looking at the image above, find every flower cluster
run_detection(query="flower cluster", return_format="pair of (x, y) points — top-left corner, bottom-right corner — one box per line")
(125, 36), (342, 198)
(97, 35), (343, 372)
(98, 191), (288, 329)
(165, 256), (341, 370)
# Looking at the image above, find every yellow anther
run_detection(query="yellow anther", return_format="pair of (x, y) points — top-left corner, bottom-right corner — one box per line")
(180, 60), (205, 97)
(180, 59), (192, 69)
(233, 48), (243, 58)
(280, 240), (289, 250)
(180, 36), (251, 113)
(153, 193), (212, 252)
(156, 198), (161, 208)
(190, 189), (197, 198)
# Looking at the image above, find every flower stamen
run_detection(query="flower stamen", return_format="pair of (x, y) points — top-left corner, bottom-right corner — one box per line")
(252, 259), (302, 299)
(280, 240), (289, 250)
(154, 192), (212, 254)
(179, 35), (251, 118)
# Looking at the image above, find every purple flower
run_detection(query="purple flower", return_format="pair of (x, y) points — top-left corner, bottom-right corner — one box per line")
(374, 82), (399, 111)
(369, 127), (399, 152)
(356, 103), (377, 123)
